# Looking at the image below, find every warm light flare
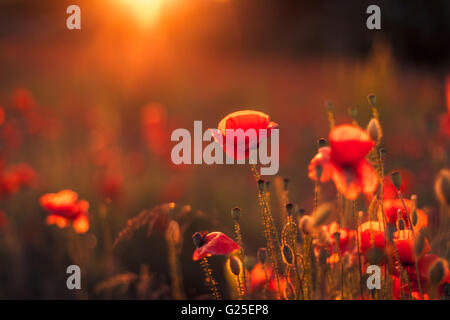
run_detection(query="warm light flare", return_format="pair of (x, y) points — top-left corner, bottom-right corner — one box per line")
(114, 0), (176, 28)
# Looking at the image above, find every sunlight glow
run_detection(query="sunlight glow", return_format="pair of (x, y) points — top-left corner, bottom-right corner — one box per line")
(115, 0), (175, 28)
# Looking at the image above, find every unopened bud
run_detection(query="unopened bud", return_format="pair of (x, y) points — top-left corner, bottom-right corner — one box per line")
(257, 248), (267, 264)
(348, 106), (358, 119)
(318, 138), (328, 148)
(435, 169), (450, 205)
(231, 207), (241, 221)
(366, 118), (382, 144)
(257, 179), (265, 193)
(229, 255), (242, 276)
(391, 171), (402, 191)
(429, 260), (445, 286)
(286, 203), (294, 216)
(282, 245), (294, 265)
(300, 216), (313, 235)
(192, 232), (204, 248)
(414, 231), (425, 257)
(367, 93), (376, 107)
(283, 178), (289, 191)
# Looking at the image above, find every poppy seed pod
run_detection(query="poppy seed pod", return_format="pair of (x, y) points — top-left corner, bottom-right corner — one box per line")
(366, 118), (382, 144)
(282, 244), (294, 265)
(318, 138), (328, 148)
(231, 207), (241, 221)
(391, 171), (402, 191)
(429, 259), (445, 286)
(283, 178), (289, 191)
(348, 106), (358, 119)
(285, 203), (294, 216)
(414, 231), (425, 257)
(435, 169), (450, 205)
(257, 179), (265, 193)
(229, 255), (242, 276)
(192, 232), (204, 248)
(298, 207), (305, 216)
(367, 93), (376, 107)
(283, 281), (295, 300)
(257, 248), (267, 264)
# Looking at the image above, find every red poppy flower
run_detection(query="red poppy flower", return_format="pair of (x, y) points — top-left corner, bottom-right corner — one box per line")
(358, 221), (385, 257)
(393, 229), (430, 265)
(308, 125), (377, 200)
(392, 275), (429, 300)
(192, 232), (240, 261)
(12, 88), (34, 113)
(378, 199), (428, 230)
(416, 254), (450, 295)
(319, 222), (355, 258)
(40, 190), (90, 233)
(249, 263), (286, 298)
(211, 110), (278, 160)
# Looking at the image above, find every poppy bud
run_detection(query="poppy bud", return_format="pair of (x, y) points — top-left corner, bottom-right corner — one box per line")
(283, 178), (289, 191)
(244, 256), (256, 271)
(333, 232), (341, 243)
(285, 203), (294, 216)
(348, 106), (358, 119)
(366, 118), (382, 144)
(300, 216), (313, 235)
(429, 260), (445, 286)
(231, 207), (241, 221)
(192, 232), (204, 248)
(282, 244), (294, 265)
(312, 203), (333, 227)
(411, 209), (418, 227)
(257, 248), (267, 264)
(367, 93), (376, 107)
(283, 281), (295, 300)
(414, 231), (425, 257)
(391, 171), (402, 191)
(318, 138), (328, 148)
(435, 169), (450, 205)
(257, 179), (265, 193)
(229, 255), (242, 276)
(298, 207), (305, 216)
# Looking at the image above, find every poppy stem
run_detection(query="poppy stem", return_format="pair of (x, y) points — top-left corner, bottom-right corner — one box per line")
(166, 235), (185, 299)
(233, 221), (248, 296)
(354, 204), (364, 300)
(396, 190), (424, 300)
(200, 257), (221, 300)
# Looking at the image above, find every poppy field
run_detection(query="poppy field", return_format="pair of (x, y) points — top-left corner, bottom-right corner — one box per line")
(0, 1), (449, 300)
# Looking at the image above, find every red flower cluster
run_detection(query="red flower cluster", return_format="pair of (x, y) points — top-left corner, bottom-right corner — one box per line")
(309, 125), (378, 200)
(40, 190), (90, 233)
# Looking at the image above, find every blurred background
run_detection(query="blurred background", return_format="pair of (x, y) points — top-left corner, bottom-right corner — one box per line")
(0, 0), (449, 299)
